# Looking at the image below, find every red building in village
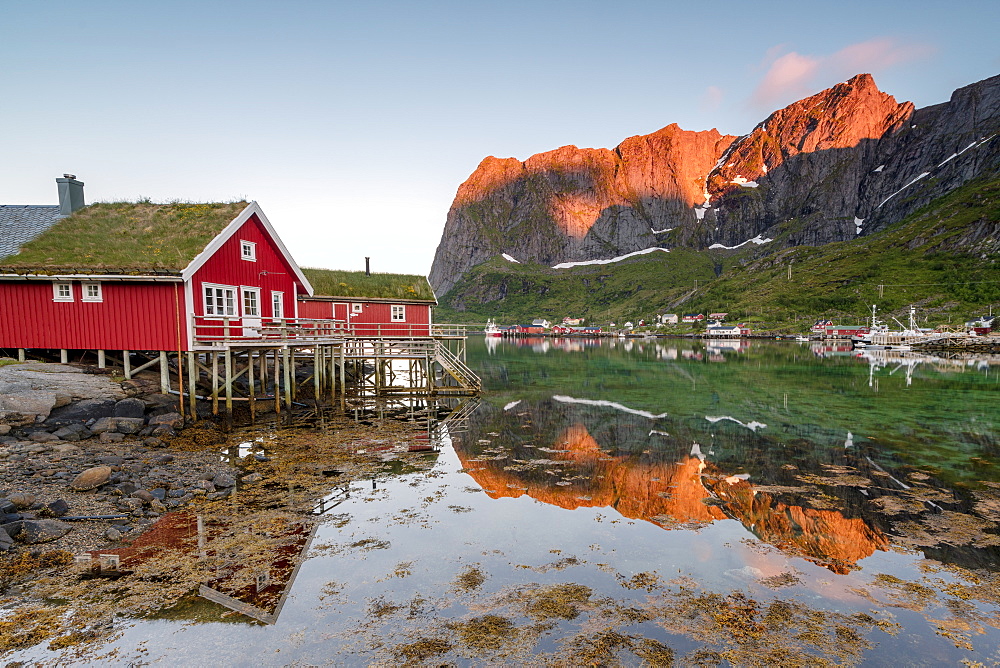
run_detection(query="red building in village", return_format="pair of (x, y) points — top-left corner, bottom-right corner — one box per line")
(296, 267), (437, 337)
(0, 177), (313, 354)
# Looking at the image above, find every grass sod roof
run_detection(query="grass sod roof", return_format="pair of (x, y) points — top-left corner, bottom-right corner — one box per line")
(0, 201), (249, 273)
(301, 267), (436, 302)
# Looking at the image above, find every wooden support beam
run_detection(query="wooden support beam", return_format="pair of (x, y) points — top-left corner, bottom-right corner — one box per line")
(17, 349), (25, 362)
(97, 350), (106, 369)
(60, 349), (68, 364)
(283, 347), (292, 412)
(224, 348), (233, 418)
(248, 349), (256, 422)
(187, 352), (197, 420)
(159, 351), (170, 394)
(212, 351), (219, 415)
(339, 344), (346, 409)
(271, 349), (279, 414)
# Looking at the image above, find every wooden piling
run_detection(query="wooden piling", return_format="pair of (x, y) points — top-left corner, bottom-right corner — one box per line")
(159, 351), (169, 394)
(187, 352), (197, 419)
(224, 348), (233, 418)
(212, 351), (219, 415)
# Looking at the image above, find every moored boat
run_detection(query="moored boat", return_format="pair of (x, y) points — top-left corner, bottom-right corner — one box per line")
(484, 319), (502, 337)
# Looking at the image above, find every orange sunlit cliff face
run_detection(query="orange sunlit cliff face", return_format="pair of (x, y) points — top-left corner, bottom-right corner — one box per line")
(457, 423), (888, 573)
(451, 124), (736, 239)
(707, 73), (914, 199)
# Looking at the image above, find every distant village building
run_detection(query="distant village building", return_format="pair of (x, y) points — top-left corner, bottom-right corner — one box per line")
(708, 313), (728, 321)
(682, 314), (705, 323)
(659, 314), (678, 325)
(704, 323), (751, 338)
(531, 318), (551, 329)
(562, 317), (583, 326)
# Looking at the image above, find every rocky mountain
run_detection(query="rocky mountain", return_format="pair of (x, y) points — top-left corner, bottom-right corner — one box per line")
(430, 73), (1000, 297)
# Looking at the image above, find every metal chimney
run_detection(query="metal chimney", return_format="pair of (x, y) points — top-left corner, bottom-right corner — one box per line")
(365, 257), (370, 276)
(56, 174), (85, 215)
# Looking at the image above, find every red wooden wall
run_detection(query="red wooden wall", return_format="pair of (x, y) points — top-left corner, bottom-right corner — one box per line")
(191, 213), (303, 320)
(0, 280), (185, 350)
(298, 298), (432, 336)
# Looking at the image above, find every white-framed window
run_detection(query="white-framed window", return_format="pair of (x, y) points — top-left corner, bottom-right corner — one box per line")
(203, 283), (238, 317)
(352, 303), (363, 313)
(82, 282), (103, 302)
(240, 240), (257, 261)
(391, 304), (406, 322)
(242, 287), (260, 317)
(271, 291), (285, 319)
(52, 282), (73, 302)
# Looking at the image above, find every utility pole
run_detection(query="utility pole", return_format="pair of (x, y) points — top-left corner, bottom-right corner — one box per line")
(787, 261), (793, 280)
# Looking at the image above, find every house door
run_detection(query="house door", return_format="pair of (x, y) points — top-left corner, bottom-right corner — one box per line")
(242, 287), (262, 337)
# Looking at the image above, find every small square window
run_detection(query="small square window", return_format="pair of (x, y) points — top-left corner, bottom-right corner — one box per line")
(240, 240), (257, 261)
(352, 303), (363, 313)
(391, 305), (406, 322)
(82, 282), (103, 302)
(53, 282), (73, 302)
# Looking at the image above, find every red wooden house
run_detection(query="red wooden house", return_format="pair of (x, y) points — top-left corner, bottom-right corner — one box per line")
(0, 178), (313, 355)
(297, 267), (436, 337)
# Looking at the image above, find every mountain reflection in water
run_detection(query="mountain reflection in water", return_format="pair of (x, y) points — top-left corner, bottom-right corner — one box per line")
(454, 405), (890, 574)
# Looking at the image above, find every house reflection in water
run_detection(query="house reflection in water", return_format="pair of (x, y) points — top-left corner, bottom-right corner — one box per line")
(78, 511), (315, 624)
(455, 422), (887, 574)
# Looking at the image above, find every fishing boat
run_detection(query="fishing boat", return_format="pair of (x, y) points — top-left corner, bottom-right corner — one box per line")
(852, 305), (887, 347)
(484, 319), (502, 337)
(866, 305), (931, 350)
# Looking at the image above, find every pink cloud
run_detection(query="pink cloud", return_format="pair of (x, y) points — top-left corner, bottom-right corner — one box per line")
(750, 38), (934, 110)
(700, 85), (724, 112)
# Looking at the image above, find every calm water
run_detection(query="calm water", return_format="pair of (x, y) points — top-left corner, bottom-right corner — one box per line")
(13, 337), (1000, 665)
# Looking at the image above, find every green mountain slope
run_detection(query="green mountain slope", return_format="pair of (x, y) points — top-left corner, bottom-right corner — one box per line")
(436, 175), (1000, 329)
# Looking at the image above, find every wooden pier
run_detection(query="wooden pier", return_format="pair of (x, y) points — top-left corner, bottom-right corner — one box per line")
(9, 321), (479, 423)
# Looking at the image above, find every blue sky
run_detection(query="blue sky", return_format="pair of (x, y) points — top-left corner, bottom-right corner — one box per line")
(3, 0), (998, 276)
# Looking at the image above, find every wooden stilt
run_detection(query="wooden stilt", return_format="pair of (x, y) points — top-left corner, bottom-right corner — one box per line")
(159, 351), (169, 394)
(339, 344), (346, 408)
(314, 347), (321, 402)
(248, 349), (257, 422)
(327, 346), (337, 406)
(17, 349), (25, 362)
(283, 347), (292, 411)
(212, 351), (220, 415)
(60, 349), (68, 364)
(187, 352), (197, 420)
(123, 350), (131, 379)
(97, 350), (106, 369)
(273, 349), (281, 414)
(224, 348), (233, 419)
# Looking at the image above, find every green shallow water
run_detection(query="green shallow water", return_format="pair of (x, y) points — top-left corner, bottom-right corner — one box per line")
(8, 336), (1000, 665)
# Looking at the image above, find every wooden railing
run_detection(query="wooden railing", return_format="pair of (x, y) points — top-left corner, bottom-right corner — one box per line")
(192, 316), (351, 345)
(192, 316), (455, 345)
(431, 324), (468, 337)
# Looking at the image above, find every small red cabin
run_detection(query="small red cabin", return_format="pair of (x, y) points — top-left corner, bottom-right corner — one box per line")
(0, 179), (312, 353)
(296, 268), (436, 337)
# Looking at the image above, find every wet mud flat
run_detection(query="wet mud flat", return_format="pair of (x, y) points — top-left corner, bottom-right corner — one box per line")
(0, 408), (437, 661)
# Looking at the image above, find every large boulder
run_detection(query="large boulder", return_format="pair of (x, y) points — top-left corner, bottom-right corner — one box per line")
(113, 398), (146, 419)
(148, 412), (184, 430)
(91, 416), (145, 435)
(5, 519), (72, 544)
(0, 525), (13, 551)
(46, 398), (116, 426)
(0, 410), (37, 427)
(0, 390), (58, 420)
(71, 466), (113, 491)
(52, 424), (92, 442)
